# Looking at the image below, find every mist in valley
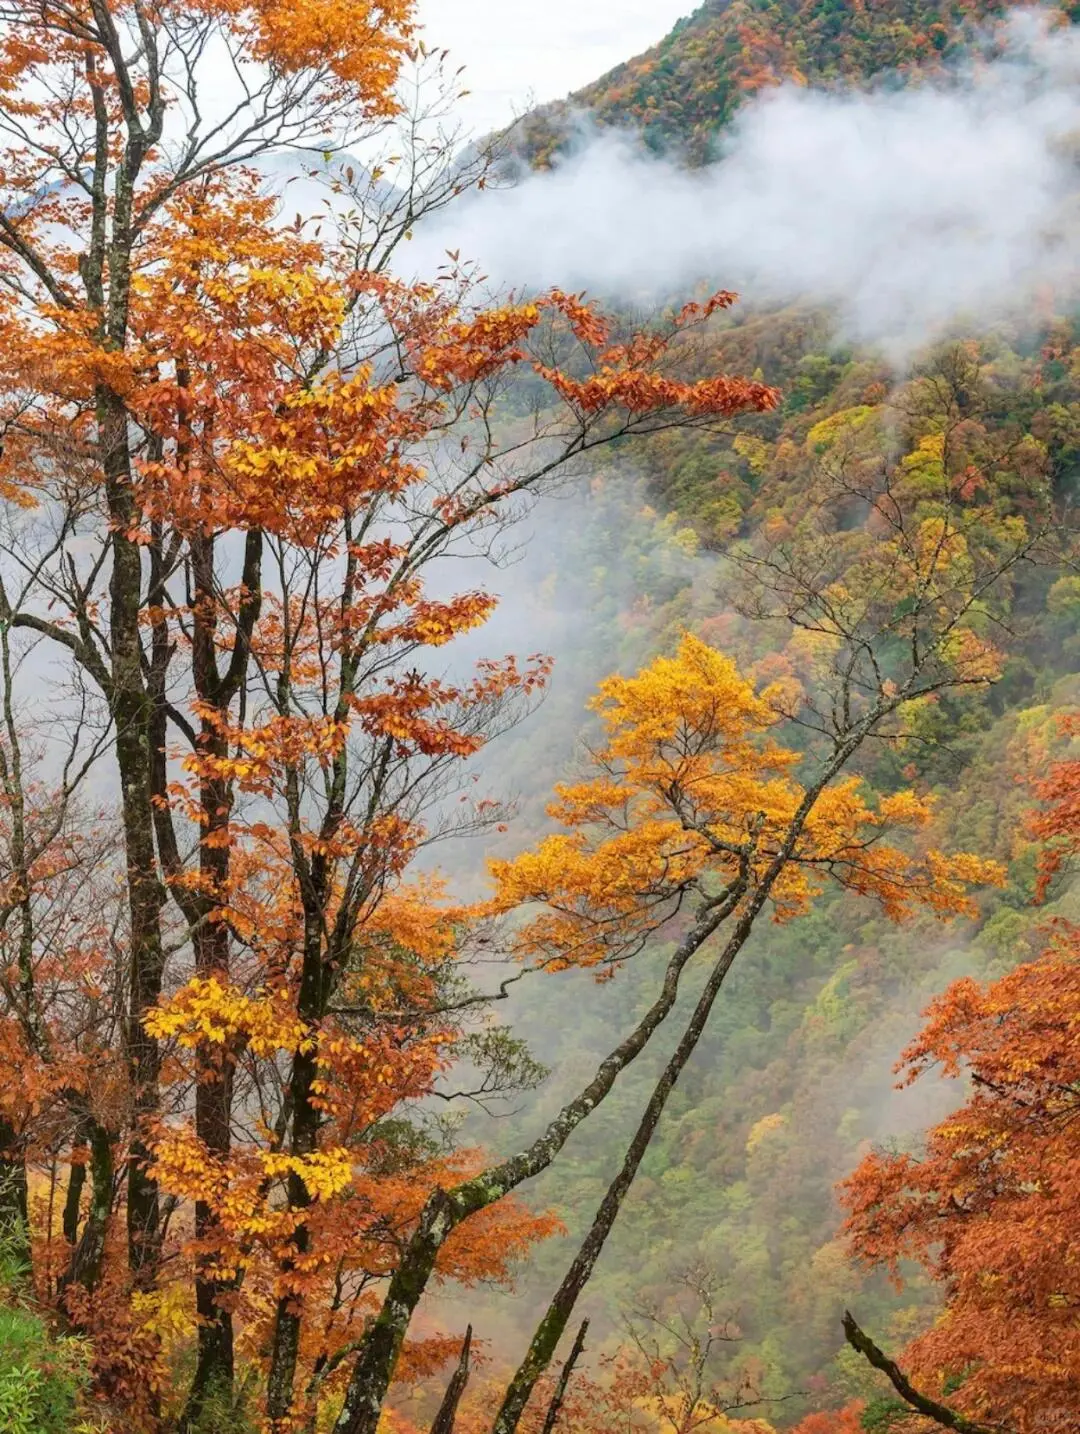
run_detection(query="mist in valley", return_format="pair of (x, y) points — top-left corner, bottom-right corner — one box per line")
(1, 2), (1076, 1425)
(347, 11), (1080, 1386)
(397, 7), (1080, 359)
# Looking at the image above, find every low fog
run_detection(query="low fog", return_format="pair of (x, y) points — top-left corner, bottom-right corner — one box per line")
(406, 8), (1080, 357)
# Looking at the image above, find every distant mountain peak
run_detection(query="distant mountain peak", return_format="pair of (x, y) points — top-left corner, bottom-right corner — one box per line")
(516, 0), (1070, 165)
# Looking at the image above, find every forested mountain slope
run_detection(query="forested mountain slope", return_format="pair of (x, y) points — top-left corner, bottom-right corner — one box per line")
(519, 0), (1068, 161)
(457, 314), (1080, 1423)
(449, 2), (1080, 1424)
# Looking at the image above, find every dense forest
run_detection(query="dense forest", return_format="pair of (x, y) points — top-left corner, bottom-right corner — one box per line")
(474, 311), (1080, 1426)
(519, 0), (1076, 161)
(0, 1), (1078, 1432)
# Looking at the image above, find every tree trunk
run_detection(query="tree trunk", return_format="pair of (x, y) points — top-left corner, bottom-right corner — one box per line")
(332, 1189), (456, 1434)
(101, 382), (165, 1281)
(539, 1319), (588, 1434)
(177, 526), (261, 1424)
(61, 1126), (89, 1249)
(266, 1041), (320, 1422)
(59, 1121), (115, 1298)
(841, 1312), (1003, 1434)
(266, 906), (328, 1422)
(491, 873), (799, 1433)
(331, 891), (744, 1434)
(429, 1326), (472, 1434)
(180, 746), (238, 1422)
(0, 1118), (29, 1272)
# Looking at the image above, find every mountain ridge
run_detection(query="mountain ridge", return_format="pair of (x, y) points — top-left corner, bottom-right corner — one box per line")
(516, 0), (1070, 163)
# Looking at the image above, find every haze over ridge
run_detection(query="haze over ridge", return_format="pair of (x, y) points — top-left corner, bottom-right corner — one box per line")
(401, 8), (1080, 359)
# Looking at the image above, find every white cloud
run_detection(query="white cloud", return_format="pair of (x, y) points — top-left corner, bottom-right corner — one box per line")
(406, 8), (1080, 359)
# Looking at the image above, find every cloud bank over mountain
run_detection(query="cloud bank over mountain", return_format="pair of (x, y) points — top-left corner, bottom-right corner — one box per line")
(408, 9), (1080, 357)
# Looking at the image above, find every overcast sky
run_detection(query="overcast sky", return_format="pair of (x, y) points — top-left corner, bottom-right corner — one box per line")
(413, 1), (695, 134)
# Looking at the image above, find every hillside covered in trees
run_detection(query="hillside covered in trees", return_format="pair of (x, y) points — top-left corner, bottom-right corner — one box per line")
(519, 0), (1077, 161)
(479, 3), (1080, 1427)
(473, 312), (1080, 1427)
(0, 0), (1078, 1432)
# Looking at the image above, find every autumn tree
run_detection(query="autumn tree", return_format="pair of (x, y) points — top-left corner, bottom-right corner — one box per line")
(1031, 712), (1080, 895)
(594, 1262), (773, 1434)
(840, 729), (1080, 1434)
(393, 1263), (808, 1434)
(0, 562), (128, 1296)
(788, 1407), (864, 1434)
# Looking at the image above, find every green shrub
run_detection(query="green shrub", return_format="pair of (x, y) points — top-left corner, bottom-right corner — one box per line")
(0, 1302), (91, 1433)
